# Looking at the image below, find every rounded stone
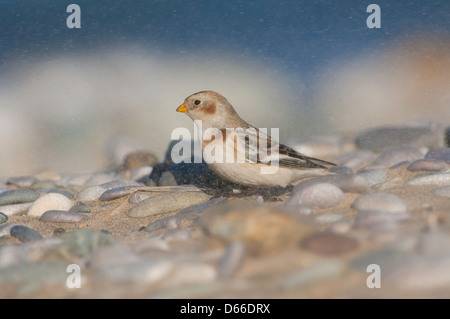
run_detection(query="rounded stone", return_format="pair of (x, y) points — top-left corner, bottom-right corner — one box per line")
(76, 185), (105, 202)
(10, 225), (43, 242)
(371, 145), (423, 168)
(287, 182), (344, 209)
(27, 193), (73, 217)
(407, 172), (450, 186)
(425, 147), (450, 163)
(0, 212), (8, 224)
(6, 175), (38, 188)
(0, 189), (40, 206)
(68, 203), (91, 214)
(351, 192), (407, 214)
(39, 210), (87, 223)
(357, 169), (387, 187)
(407, 159), (447, 172)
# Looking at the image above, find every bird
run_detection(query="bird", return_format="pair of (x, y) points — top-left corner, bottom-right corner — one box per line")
(176, 90), (336, 187)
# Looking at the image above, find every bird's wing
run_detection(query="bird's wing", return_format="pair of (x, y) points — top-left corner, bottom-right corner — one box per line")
(234, 127), (337, 170)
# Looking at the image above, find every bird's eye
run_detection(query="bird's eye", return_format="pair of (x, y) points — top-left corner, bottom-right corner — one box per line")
(194, 100), (201, 105)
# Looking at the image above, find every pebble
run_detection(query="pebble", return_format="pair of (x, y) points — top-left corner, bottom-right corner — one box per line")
(298, 174), (369, 194)
(200, 204), (314, 255)
(334, 151), (375, 169)
(145, 216), (178, 233)
(176, 197), (227, 228)
(126, 191), (212, 218)
(329, 166), (353, 175)
(0, 222), (17, 237)
(6, 175), (38, 188)
(351, 192), (407, 214)
(99, 179), (142, 189)
(425, 147), (450, 163)
(217, 241), (246, 279)
(357, 169), (387, 187)
(57, 229), (116, 258)
(0, 212), (7, 224)
(39, 210), (88, 223)
(0, 189), (40, 206)
(355, 125), (441, 152)
(99, 186), (138, 201)
(68, 203), (91, 213)
(327, 220), (352, 234)
(407, 159), (447, 171)
(282, 260), (345, 289)
(300, 233), (358, 255)
(285, 182), (344, 209)
(84, 173), (117, 187)
(27, 193), (73, 217)
(430, 185), (450, 198)
(10, 225), (43, 242)
(370, 145), (424, 168)
(407, 172), (450, 186)
(314, 213), (343, 224)
(158, 171), (178, 186)
(354, 210), (410, 229)
(161, 229), (191, 242)
(378, 177), (404, 191)
(76, 185), (105, 201)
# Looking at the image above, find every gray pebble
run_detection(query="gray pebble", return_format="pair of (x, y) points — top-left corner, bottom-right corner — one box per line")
(355, 125), (442, 152)
(127, 191), (212, 218)
(430, 185), (450, 198)
(68, 203), (91, 213)
(161, 229), (191, 242)
(425, 147), (450, 163)
(76, 185), (105, 201)
(99, 186), (138, 201)
(10, 225), (43, 242)
(128, 191), (151, 204)
(0, 189), (40, 206)
(329, 166), (353, 175)
(0, 212), (7, 224)
(371, 145), (424, 168)
(176, 197), (227, 227)
(0, 203), (33, 217)
(351, 192), (407, 214)
(379, 177), (404, 191)
(286, 182), (344, 209)
(39, 210), (88, 223)
(0, 222), (17, 237)
(357, 169), (387, 187)
(218, 241), (246, 279)
(58, 228), (116, 258)
(407, 172), (450, 186)
(295, 174), (370, 194)
(407, 159), (447, 171)
(6, 176), (38, 188)
(146, 216), (178, 233)
(354, 210), (409, 229)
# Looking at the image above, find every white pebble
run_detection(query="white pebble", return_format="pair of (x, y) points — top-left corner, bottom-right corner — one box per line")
(76, 185), (105, 201)
(27, 193), (73, 217)
(287, 182), (344, 209)
(351, 192), (407, 214)
(407, 172), (450, 186)
(0, 202), (33, 217)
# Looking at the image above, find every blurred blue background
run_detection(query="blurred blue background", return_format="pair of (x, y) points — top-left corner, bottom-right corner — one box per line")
(0, 0), (449, 176)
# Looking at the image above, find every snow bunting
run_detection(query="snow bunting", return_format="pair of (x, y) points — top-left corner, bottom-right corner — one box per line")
(176, 91), (336, 187)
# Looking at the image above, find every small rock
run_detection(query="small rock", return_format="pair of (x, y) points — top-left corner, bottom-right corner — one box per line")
(355, 125), (442, 152)
(146, 216), (178, 233)
(99, 186), (138, 201)
(378, 177), (404, 191)
(430, 185), (450, 198)
(158, 171), (178, 186)
(0, 189), (40, 206)
(217, 242), (246, 279)
(425, 147), (450, 163)
(357, 169), (387, 187)
(370, 145), (424, 168)
(329, 166), (353, 175)
(127, 191), (212, 218)
(39, 210), (88, 223)
(0, 203), (33, 217)
(120, 151), (158, 170)
(10, 225), (43, 242)
(286, 182), (344, 209)
(99, 179), (142, 189)
(300, 233), (358, 255)
(292, 174), (369, 194)
(53, 228), (66, 236)
(58, 229), (115, 258)
(351, 192), (407, 214)
(0, 212), (7, 224)
(68, 203), (91, 214)
(407, 172), (450, 186)
(27, 193), (73, 217)
(407, 159), (447, 171)
(128, 192), (151, 204)
(6, 176), (38, 188)
(76, 185), (105, 202)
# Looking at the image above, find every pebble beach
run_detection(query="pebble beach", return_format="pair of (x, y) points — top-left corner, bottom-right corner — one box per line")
(1, 121), (450, 298)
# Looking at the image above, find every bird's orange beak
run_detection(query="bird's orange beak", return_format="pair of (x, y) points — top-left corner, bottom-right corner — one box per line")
(176, 104), (187, 113)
